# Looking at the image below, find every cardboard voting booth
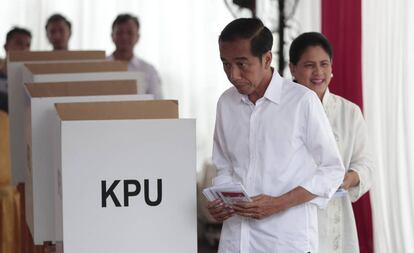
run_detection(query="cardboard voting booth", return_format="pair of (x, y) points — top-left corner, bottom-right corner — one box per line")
(10, 59), (146, 187)
(52, 100), (197, 253)
(24, 80), (153, 245)
(7, 51), (106, 186)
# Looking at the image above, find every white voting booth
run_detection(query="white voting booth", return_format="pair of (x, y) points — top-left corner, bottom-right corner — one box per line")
(7, 51), (106, 186)
(52, 101), (197, 253)
(11, 60), (145, 189)
(24, 80), (153, 245)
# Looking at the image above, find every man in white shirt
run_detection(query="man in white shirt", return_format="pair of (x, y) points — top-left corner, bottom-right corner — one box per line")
(206, 18), (345, 252)
(45, 14), (72, 51)
(0, 27), (32, 112)
(108, 13), (162, 99)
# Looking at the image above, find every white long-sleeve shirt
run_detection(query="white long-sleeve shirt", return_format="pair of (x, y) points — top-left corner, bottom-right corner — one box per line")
(107, 54), (162, 99)
(212, 71), (345, 253)
(318, 89), (374, 253)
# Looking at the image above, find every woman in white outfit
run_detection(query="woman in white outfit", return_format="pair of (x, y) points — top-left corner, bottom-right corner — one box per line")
(288, 32), (374, 253)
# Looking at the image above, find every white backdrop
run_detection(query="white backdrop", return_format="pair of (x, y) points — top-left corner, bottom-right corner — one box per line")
(0, 0), (320, 171)
(363, 0), (414, 252)
(3, 1), (414, 251)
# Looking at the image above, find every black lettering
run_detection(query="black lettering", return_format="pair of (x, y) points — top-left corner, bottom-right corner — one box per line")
(144, 179), (162, 206)
(101, 180), (121, 207)
(123, 180), (141, 207)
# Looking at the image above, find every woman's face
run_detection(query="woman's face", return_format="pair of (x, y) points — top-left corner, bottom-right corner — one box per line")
(289, 45), (332, 100)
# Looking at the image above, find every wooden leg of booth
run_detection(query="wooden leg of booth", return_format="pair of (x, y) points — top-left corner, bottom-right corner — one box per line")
(42, 242), (56, 253)
(0, 185), (21, 253)
(33, 245), (45, 253)
(33, 242), (56, 253)
(17, 183), (57, 253)
(17, 183), (35, 253)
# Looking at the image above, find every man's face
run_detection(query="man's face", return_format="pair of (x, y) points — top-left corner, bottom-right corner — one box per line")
(46, 20), (71, 50)
(5, 33), (31, 52)
(112, 20), (139, 52)
(289, 46), (332, 100)
(219, 38), (271, 96)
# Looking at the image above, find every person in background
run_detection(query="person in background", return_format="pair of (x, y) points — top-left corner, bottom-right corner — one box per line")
(289, 32), (374, 253)
(206, 18), (345, 252)
(45, 13), (71, 50)
(108, 13), (162, 99)
(0, 27), (32, 112)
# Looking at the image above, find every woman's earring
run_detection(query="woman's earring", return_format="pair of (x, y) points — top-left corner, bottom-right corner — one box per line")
(331, 73), (334, 78)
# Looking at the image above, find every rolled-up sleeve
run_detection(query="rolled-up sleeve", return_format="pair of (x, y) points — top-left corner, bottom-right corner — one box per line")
(299, 92), (345, 208)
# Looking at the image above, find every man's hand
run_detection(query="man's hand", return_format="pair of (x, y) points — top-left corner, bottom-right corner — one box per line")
(231, 187), (317, 220)
(206, 199), (235, 222)
(232, 194), (284, 220)
(341, 170), (360, 190)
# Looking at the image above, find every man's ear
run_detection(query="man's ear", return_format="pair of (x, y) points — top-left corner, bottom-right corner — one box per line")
(264, 51), (272, 68)
(289, 62), (296, 78)
(135, 33), (140, 44)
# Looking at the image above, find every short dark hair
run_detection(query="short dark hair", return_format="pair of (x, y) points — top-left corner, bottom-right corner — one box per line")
(289, 32), (333, 65)
(112, 14), (140, 31)
(219, 18), (273, 59)
(6, 27), (32, 44)
(45, 14), (72, 31)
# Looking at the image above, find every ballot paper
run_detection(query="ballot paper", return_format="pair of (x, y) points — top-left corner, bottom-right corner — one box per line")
(203, 183), (251, 204)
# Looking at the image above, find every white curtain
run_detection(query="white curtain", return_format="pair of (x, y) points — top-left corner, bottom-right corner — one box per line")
(1, 0), (234, 171)
(5, 1), (414, 250)
(363, 0), (414, 252)
(0, 0), (319, 172)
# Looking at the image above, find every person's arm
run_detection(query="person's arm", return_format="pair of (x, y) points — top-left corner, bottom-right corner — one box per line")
(147, 66), (162, 99)
(232, 187), (316, 219)
(206, 97), (235, 221)
(207, 199), (235, 222)
(234, 92), (344, 219)
(342, 106), (374, 201)
(342, 170), (360, 189)
(210, 98), (234, 186)
(299, 91), (345, 207)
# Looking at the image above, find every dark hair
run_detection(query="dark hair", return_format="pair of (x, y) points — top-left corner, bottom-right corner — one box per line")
(112, 14), (140, 31)
(6, 27), (32, 44)
(45, 14), (72, 31)
(289, 32), (333, 65)
(219, 18), (273, 59)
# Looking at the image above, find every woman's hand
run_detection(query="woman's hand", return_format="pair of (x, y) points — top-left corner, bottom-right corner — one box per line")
(341, 170), (360, 190)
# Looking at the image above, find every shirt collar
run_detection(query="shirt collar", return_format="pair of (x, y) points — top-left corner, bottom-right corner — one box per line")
(129, 56), (141, 68)
(108, 54), (140, 67)
(321, 88), (332, 109)
(240, 69), (283, 105)
(263, 69), (283, 104)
